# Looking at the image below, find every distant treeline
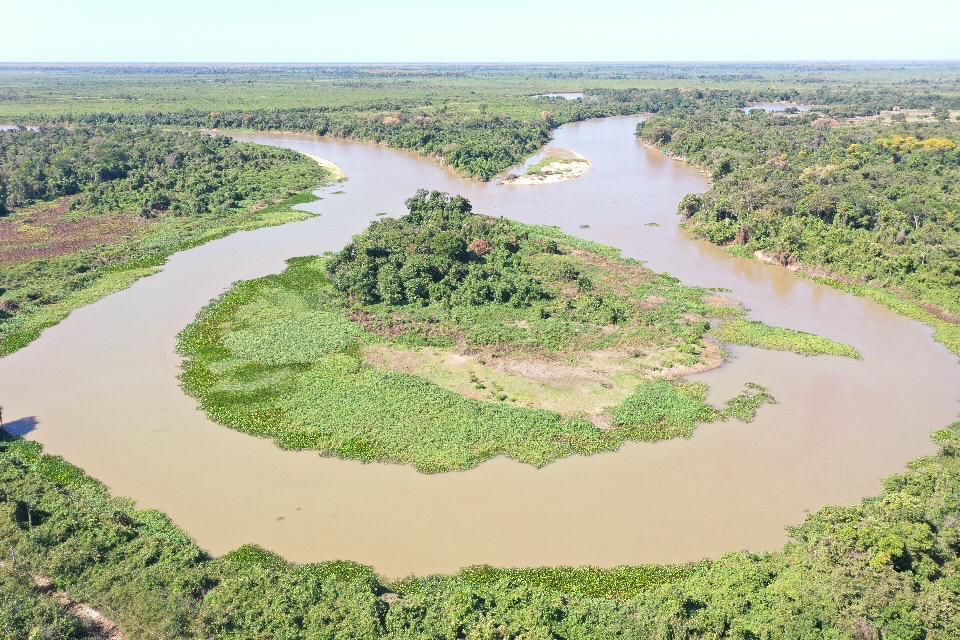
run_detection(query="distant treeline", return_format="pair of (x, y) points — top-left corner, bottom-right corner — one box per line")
(10, 82), (959, 180)
(24, 89), (721, 180)
(0, 125), (316, 216)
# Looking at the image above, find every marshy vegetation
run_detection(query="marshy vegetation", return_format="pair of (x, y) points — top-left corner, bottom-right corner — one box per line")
(176, 190), (876, 472)
(713, 319), (862, 358)
(0, 125), (330, 355)
(4, 421), (960, 638)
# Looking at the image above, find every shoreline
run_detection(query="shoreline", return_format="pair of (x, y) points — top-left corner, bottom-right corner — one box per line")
(6, 114), (959, 578)
(302, 152), (347, 182)
(500, 149), (591, 185)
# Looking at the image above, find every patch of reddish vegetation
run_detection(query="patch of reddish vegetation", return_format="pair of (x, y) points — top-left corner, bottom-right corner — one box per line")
(347, 309), (464, 344)
(0, 197), (148, 264)
(468, 238), (491, 256)
(921, 303), (960, 325)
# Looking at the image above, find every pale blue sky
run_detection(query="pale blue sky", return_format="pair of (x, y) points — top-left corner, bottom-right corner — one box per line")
(1, 0), (958, 62)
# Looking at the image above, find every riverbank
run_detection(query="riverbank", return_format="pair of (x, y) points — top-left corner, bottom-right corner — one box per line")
(636, 111), (960, 358)
(3, 116), (958, 577)
(303, 152), (347, 182)
(0, 127), (332, 356)
(4, 418), (960, 638)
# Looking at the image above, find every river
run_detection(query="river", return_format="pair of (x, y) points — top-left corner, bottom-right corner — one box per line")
(1, 115), (958, 577)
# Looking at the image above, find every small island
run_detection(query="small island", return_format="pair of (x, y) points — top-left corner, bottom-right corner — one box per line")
(179, 190), (857, 472)
(501, 149), (590, 185)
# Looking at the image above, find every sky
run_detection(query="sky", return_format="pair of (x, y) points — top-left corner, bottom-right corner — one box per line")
(1, 0), (958, 63)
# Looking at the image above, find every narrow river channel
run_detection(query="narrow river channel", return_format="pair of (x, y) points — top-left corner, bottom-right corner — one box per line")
(2, 116), (958, 577)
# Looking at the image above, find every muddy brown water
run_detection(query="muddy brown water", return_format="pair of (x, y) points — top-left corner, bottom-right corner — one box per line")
(2, 116), (959, 578)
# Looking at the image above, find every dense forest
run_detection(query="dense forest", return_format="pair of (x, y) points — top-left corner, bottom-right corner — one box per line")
(327, 189), (545, 306)
(27, 88), (708, 180)
(0, 126), (318, 215)
(0, 125), (326, 354)
(3, 422), (960, 639)
(638, 110), (960, 354)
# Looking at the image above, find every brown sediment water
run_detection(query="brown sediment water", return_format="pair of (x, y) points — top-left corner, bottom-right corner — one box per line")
(1, 116), (958, 578)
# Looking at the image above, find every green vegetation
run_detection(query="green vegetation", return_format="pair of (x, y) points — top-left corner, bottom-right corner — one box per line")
(0, 125), (329, 355)
(327, 189), (545, 309)
(178, 191), (778, 472)
(0, 564), (96, 640)
(0, 433), (386, 640)
(403, 563), (699, 600)
(6, 62), (955, 181)
(524, 153), (587, 176)
(713, 318), (863, 358)
(7, 62), (960, 637)
(638, 109), (960, 356)
(5, 421), (960, 638)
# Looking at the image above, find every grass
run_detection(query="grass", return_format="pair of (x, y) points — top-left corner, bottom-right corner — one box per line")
(393, 563), (699, 600)
(525, 154), (587, 176)
(178, 220), (778, 473)
(1, 187), (325, 357)
(712, 318), (862, 359)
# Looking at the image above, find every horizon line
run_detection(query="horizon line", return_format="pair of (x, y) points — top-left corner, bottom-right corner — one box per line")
(2, 59), (960, 66)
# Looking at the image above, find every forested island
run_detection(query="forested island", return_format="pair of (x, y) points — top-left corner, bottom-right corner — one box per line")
(175, 189), (866, 471)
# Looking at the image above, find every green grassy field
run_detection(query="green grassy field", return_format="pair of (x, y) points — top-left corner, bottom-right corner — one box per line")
(712, 319), (863, 358)
(3, 62), (960, 119)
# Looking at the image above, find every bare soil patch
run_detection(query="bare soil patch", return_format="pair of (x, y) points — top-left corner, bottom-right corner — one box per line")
(363, 337), (726, 428)
(31, 574), (126, 640)
(0, 562), (128, 640)
(568, 248), (655, 294)
(501, 149), (591, 185)
(848, 109), (960, 124)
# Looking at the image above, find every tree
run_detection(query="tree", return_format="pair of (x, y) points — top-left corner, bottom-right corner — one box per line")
(933, 105), (950, 122)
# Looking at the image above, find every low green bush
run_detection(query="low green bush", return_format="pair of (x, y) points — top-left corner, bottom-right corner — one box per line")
(713, 318), (862, 358)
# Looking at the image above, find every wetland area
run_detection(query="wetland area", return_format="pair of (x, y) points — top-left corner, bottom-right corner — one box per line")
(3, 115), (958, 578)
